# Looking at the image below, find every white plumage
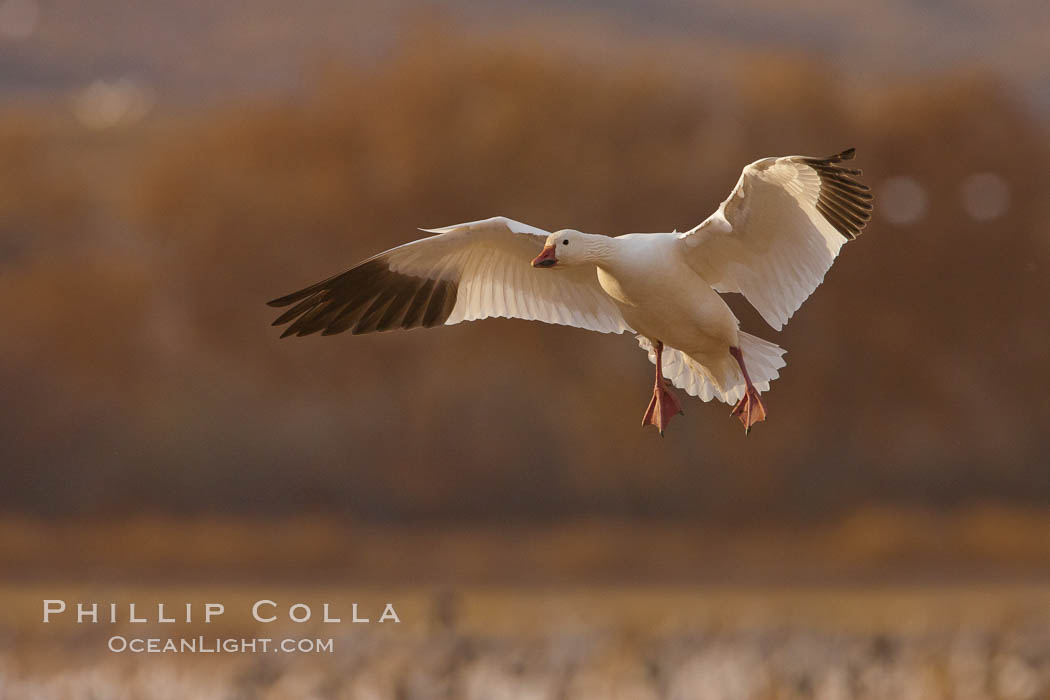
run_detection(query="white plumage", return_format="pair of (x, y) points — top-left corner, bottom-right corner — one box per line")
(637, 332), (786, 405)
(269, 149), (872, 433)
(418, 219), (631, 333)
(680, 153), (865, 330)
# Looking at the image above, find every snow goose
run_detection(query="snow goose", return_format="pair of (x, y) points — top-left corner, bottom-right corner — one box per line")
(269, 148), (872, 434)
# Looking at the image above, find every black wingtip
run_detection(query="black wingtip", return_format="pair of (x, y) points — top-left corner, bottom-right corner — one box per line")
(805, 148), (857, 166)
(799, 148), (872, 240)
(267, 291), (306, 308)
(267, 259), (459, 339)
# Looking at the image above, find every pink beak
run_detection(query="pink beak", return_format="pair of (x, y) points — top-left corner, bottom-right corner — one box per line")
(531, 244), (557, 268)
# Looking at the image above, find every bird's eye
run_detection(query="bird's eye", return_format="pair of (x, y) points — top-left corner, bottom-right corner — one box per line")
(562, 239), (569, 245)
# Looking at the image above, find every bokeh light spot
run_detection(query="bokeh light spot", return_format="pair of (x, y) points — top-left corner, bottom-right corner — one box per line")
(0, 0), (38, 39)
(877, 176), (927, 226)
(960, 172), (1010, 221)
(72, 79), (155, 130)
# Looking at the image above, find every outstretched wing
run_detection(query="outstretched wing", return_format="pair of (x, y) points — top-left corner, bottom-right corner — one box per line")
(268, 216), (632, 337)
(679, 148), (872, 330)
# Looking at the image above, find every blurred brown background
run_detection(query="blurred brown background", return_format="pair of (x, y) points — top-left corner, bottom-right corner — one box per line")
(1, 1), (1046, 567)
(1, 2), (1049, 697)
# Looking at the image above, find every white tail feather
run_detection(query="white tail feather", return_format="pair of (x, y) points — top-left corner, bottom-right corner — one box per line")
(637, 332), (786, 405)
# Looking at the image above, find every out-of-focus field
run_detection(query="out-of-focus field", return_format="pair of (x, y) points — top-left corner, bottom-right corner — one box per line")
(3, 509), (1050, 583)
(3, 583), (1049, 699)
(3, 513), (1049, 697)
(2, 5), (1049, 697)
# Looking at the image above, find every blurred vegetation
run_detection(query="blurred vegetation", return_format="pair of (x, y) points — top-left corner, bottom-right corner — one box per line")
(3, 507), (1050, 583)
(0, 26), (1047, 535)
(4, 582), (1049, 698)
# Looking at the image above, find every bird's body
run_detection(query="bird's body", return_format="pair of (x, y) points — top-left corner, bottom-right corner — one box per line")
(269, 149), (873, 434)
(592, 233), (742, 394)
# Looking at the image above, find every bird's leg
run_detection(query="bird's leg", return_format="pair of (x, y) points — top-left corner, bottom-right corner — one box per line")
(642, 340), (683, 436)
(729, 345), (767, 434)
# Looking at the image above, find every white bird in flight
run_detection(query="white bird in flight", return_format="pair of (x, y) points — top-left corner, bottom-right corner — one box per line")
(269, 148), (872, 434)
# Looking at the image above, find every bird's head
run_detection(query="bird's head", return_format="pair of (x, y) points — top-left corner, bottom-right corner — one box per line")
(531, 229), (590, 269)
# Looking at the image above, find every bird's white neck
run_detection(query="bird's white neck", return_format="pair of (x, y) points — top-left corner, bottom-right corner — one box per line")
(578, 232), (618, 265)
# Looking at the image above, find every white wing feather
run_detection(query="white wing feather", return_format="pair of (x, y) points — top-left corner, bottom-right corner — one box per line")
(269, 216), (632, 337)
(416, 217), (631, 332)
(679, 151), (872, 330)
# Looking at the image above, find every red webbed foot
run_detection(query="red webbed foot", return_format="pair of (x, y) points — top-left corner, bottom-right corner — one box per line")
(642, 379), (684, 436)
(730, 385), (767, 435)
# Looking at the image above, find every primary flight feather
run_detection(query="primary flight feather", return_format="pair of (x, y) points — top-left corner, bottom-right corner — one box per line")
(269, 148), (872, 434)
